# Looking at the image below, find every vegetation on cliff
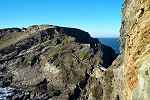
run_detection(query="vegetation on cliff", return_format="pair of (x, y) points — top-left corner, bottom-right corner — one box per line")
(0, 25), (117, 99)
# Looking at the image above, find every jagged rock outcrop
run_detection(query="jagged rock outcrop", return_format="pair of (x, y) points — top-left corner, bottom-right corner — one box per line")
(0, 25), (116, 100)
(116, 0), (150, 100)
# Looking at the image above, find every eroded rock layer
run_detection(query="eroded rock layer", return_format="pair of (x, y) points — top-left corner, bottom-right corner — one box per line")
(0, 25), (116, 99)
(120, 0), (150, 100)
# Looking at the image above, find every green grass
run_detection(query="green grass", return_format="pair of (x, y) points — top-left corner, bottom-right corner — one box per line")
(0, 32), (26, 49)
(63, 36), (75, 45)
(79, 50), (89, 60)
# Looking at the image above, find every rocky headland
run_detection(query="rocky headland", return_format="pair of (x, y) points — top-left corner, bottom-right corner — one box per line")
(0, 25), (117, 100)
(1, 0), (150, 100)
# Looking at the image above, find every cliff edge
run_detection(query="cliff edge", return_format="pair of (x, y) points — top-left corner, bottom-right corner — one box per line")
(0, 25), (116, 99)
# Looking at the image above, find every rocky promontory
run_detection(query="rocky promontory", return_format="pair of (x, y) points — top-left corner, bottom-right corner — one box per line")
(0, 25), (117, 99)
(2, 0), (150, 99)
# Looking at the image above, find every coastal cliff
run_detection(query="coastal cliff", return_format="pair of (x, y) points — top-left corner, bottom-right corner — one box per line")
(0, 25), (116, 99)
(1, 0), (150, 99)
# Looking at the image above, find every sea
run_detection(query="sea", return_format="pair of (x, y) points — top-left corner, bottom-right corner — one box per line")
(98, 37), (120, 53)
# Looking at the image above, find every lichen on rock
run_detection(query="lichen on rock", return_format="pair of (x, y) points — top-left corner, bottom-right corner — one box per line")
(118, 0), (150, 99)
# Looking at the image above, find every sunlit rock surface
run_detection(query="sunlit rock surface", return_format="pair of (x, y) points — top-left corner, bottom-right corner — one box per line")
(118, 0), (150, 99)
(3, 0), (150, 99)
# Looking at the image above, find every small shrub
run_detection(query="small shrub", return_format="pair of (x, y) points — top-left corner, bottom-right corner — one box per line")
(79, 50), (89, 60)
(63, 36), (75, 45)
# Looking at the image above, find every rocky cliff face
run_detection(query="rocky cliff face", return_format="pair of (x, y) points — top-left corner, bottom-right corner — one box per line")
(0, 25), (116, 99)
(3, 0), (150, 99)
(118, 0), (150, 100)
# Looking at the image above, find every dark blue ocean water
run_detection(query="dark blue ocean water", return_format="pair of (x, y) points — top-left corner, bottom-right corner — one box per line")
(98, 38), (120, 53)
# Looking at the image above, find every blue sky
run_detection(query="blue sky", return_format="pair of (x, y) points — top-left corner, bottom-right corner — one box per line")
(0, 0), (122, 37)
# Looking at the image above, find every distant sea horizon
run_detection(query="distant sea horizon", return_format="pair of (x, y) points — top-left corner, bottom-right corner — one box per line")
(98, 37), (120, 53)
